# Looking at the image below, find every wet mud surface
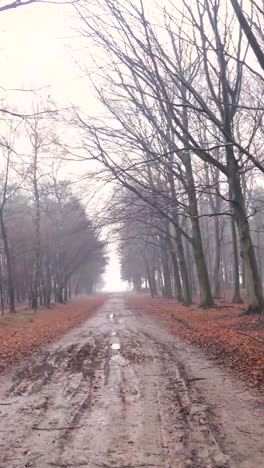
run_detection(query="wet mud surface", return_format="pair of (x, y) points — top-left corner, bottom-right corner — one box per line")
(0, 296), (263, 468)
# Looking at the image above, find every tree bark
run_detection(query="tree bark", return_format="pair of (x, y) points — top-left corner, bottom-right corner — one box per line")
(212, 215), (221, 298)
(57, 284), (64, 304)
(230, 0), (264, 71)
(181, 103), (214, 308)
(133, 275), (142, 292)
(174, 225), (192, 305)
(32, 139), (41, 312)
(231, 214), (243, 304)
(145, 257), (157, 297)
(170, 243), (183, 302)
(0, 212), (15, 313)
(160, 241), (173, 298)
(230, 158), (263, 312)
(0, 258), (4, 315)
(63, 277), (68, 303)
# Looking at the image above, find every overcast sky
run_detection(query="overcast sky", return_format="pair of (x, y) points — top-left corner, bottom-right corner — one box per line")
(1, 0), (126, 291)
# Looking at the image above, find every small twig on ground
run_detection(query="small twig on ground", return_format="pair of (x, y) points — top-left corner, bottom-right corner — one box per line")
(237, 428), (251, 435)
(49, 463), (87, 467)
(235, 331), (264, 344)
(187, 377), (207, 382)
(51, 463), (164, 468)
(32, 426), (82, 431)
(93, 465), (162, 468)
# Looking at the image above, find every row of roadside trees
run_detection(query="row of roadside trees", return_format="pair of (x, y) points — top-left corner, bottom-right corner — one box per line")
(72, 0), (264, 313)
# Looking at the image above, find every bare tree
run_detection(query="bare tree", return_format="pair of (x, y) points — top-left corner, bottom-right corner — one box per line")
(74, 0), (264, 312)
(0, 140), (18, 313)
(230, 0), (264, 71)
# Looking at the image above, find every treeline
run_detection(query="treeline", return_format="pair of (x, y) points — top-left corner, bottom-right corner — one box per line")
(0, 113), (106, 314)
(0, 182), (106, 314)
(117, 185), (264, 305)
(74, 0), (264, 313)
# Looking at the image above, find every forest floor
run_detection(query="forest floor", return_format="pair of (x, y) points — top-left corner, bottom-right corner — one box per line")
(127, 295), (264, 390)
(0, 295), (107, 373)
(0, 294), (263, 468)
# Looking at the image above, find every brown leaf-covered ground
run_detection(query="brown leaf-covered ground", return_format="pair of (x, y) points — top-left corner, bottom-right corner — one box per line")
(127, 295), (264, 390)
(0, 295), (107, 373)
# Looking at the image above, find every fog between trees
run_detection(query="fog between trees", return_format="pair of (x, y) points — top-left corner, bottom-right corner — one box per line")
(1, 0), (264, 314)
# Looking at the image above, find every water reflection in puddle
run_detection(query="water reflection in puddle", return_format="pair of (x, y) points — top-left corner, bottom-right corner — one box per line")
(111, 343), (120, 350)
(111, 354), (126, 365)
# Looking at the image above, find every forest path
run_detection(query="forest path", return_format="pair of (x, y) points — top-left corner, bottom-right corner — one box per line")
(0, 295), (263, 468)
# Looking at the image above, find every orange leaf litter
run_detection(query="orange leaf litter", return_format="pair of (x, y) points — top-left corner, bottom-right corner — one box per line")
(0, 295), (107, 372)
(127, 295), (264, 391)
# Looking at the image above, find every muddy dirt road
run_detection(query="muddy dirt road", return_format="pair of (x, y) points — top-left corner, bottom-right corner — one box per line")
(0, 296), (263, 468)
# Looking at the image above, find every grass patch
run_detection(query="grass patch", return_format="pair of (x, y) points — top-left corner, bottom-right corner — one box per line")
(15, 313), (36, 324)
(0, 312), (36, 326)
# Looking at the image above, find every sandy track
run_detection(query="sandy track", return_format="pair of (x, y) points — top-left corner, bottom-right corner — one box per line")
(0, 295), (263, 468)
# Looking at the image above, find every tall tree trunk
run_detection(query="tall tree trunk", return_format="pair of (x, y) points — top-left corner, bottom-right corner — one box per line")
(39, 288), (43, 306)
(145, 258), (155, 297)
(191, 232), (214, 307)
(173, 220), (192, 305)
(0, 258), (4, 315)
(160, 241), (173, 298)
(187, 182), (214, 306)
(182, 104), (214, 307)
(212, 215), (221, 298)
(214, 28), (264, 312)
(170, 247), (183, 302)
(205, 163), (222, 299)
(133, 275), (142, 292)
(185, 231), (195, 298)
(146, 258), (158, 297)
(32, 142), (41, 312)
(57, 284), (64, 304)
(231, 214), (243, 304)
(0, 212), (15, 313)
(68, 277), (72, 300)
(257, 228), (262, 285)
(230, 0), (264, 71)
(241, 259), (246, 289)
(166, 150), (192, 304)
(45, 262), (52, 308)
(63, 277), (68, 303)
(75, 281), (80, 296)
(229, 157), (263, 312)
(157, 264), (163, 294)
